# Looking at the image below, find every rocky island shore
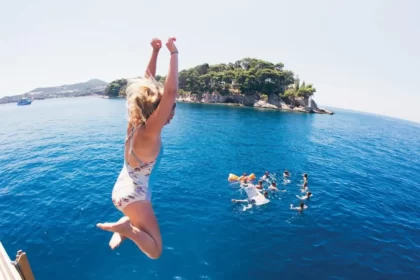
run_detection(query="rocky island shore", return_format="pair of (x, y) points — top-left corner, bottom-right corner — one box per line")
(176, 92), (333, 115)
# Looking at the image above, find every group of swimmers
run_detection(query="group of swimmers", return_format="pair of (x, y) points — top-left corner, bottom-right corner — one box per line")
(231, 171), (313, 212)
(290, 172), (313, 212)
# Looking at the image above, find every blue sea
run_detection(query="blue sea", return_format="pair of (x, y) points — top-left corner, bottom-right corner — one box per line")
(1, 97), (419, 279)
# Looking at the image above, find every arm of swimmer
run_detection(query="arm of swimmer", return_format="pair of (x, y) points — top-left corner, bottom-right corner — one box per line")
(243, 204), (253, 211)
(232, 199), (248, 203)
(145, 39), (178, 134)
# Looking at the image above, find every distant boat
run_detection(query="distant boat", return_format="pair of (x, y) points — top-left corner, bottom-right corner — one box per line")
(17, 98), (32, 106)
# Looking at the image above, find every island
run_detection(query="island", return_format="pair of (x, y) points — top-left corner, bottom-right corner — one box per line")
(104, 58), (333, 115)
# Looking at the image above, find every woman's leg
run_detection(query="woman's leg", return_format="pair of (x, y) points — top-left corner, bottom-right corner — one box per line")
(97, 201), (162, 259)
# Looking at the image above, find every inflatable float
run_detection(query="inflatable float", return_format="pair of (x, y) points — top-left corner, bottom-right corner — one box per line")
(228, 173), (256, 182)
(244, 186), (270, 206)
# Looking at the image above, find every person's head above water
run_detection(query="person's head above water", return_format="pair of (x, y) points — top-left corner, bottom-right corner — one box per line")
(243, 172), (247, 176)
(126, 78), (176, 127)
(265, 171), (269, 175)
(303, 173), (308, 178)
(263, 191), (268, 198)
(307, 191), (312, 197)
(300, 201), (305, 208)
(272, 182), (277, 187)
(258, 180), (263, 186)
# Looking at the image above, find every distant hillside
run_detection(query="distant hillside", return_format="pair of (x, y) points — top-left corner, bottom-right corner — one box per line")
(0, 79), (108, 104)
(27, 79), (107, 95)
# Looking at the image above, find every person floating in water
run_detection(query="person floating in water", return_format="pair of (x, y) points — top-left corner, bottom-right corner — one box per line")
(296, 192), (312, 200)
(290, 202), (307, 212)
(268, 181), (279, 191)
(96, 37), (178, 259)
(303, 173), (308, 183)
(301, 181), (309, 193)
(239, 172), (247, 181)
(256, 180), (264, 190)
(282, 170), (291, 184)
(262, 171), (270, 180)
(240, 178), (250, 188)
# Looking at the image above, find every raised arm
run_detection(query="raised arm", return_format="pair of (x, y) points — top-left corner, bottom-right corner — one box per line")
(145, 37), (178, 134)
(144, 38), (162, 79)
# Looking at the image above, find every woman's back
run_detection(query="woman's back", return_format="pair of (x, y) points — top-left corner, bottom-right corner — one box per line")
(125, 124), (162, 168)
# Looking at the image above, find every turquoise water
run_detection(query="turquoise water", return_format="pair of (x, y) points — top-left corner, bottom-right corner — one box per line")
(1, 97), (419, 279)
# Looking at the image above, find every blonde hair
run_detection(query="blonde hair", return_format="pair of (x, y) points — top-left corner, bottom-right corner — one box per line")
(126, 76), (164, 127)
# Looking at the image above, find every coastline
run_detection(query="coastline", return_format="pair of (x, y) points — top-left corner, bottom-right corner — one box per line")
(175, 96), (335, 115)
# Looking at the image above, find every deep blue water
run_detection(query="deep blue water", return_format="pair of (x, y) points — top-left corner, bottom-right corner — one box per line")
(1, 97), (419, 279)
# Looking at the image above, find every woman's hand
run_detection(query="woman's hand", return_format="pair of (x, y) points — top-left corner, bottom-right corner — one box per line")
(151, 38), (162, 52)
(166, 37), (178, 54)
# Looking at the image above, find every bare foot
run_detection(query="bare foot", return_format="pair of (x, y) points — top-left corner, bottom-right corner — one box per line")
(97, 216), (131, 232)
(97, 216), (131, 249)
(109, 233), (126, 250)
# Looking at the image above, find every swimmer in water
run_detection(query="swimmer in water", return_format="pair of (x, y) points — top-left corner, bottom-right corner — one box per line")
(290, 202), (307, 212)
(300, 181), (308, 193)
(262, 171), (270, 180)
(240, 178), (250, 188)
(283, 170), (290, 178)
(296, 192), (312, 200)
(97, 37), (178, 259)
(256, 180), (264, 190)
(303, 173), (308, 183)
(268, 182), (279, 191)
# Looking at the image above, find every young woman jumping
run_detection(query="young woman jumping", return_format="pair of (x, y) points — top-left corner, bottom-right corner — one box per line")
(97, 37), (178, 259)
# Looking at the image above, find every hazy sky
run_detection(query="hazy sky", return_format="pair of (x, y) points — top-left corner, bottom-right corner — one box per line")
(1, 0), (419, 122)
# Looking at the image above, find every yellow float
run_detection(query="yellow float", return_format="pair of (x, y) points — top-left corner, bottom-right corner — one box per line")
(228, 173), (256, 182)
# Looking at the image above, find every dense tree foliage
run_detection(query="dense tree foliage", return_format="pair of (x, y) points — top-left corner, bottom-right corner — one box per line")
(176, 58), (295, 96)
(104, 79), (127, 97)
(282, 81), (316, 103)
(296, 83), (316, 98)
(104, 58), (316, 100)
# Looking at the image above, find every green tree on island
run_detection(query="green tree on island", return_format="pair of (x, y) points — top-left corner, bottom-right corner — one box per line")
(104, 79), (127, 97)
(104, 58), (316, 106)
